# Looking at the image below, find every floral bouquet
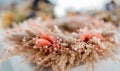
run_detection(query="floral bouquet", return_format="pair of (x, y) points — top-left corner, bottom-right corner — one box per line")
(0, 16), (120, 71)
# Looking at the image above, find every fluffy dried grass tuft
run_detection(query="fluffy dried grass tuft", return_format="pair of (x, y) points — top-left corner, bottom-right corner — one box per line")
(0, 17), (120, 71)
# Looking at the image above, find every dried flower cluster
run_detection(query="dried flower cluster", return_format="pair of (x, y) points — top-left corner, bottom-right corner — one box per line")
(1, 17), (120, 71)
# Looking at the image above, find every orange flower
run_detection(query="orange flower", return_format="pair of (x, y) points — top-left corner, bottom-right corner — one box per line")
(80, 33), (104, 41)
(80, 33), (93, 41)
(39, 31), (55, 43)
(35, 38), (51, 47)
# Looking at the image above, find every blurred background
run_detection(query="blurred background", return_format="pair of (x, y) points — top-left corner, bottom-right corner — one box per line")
(0, 0), (120, 29)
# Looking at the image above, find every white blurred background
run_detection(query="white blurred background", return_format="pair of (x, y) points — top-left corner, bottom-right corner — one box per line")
(0, 0), (120, 17)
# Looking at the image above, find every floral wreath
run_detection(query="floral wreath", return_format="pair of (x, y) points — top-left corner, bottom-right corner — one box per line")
(0, 16), (120, 71)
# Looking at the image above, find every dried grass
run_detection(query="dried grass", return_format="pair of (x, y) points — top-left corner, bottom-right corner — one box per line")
(0, 17), (119, 71)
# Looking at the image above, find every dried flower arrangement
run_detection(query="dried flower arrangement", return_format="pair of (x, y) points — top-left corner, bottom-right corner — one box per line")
(0, 17), (120, 71)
